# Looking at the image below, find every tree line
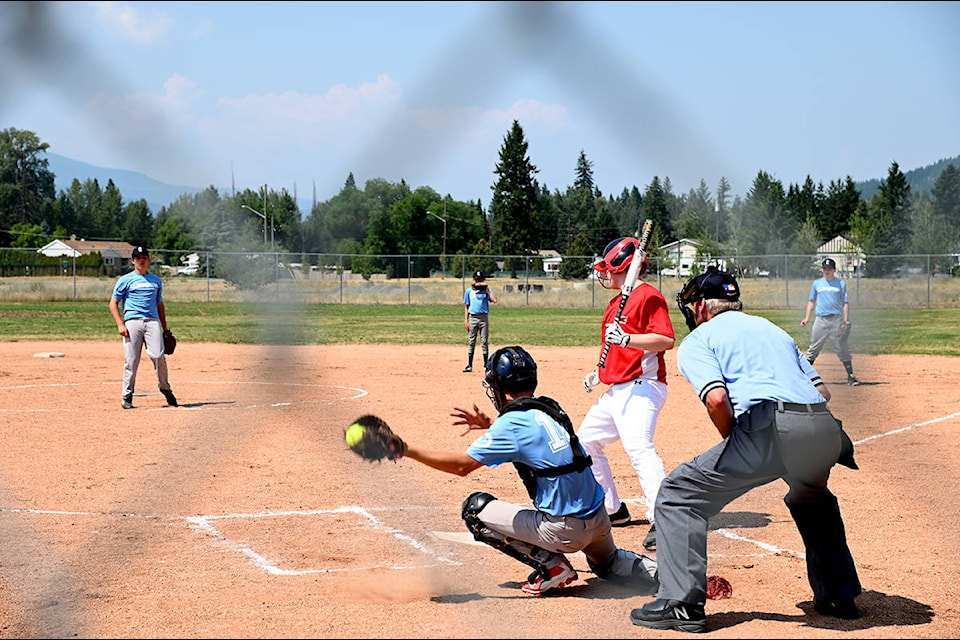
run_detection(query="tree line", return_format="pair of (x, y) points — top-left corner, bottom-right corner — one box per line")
(2, 124), (960, 283)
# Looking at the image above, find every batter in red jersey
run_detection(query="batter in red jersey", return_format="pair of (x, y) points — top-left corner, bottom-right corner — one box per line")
(578, 236), (675, 551)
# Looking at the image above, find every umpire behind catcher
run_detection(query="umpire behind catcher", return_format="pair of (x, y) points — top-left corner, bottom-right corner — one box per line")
(630, 266), (861, 633)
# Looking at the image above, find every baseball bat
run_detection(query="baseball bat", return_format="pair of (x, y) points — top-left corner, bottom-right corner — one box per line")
(598, 218), (656, 368)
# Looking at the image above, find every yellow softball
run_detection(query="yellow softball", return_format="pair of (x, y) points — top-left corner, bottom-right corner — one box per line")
(345, 422), (365, 448)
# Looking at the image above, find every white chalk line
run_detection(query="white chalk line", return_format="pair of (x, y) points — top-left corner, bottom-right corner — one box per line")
(0, 504), (458, 575)
(0, 380), (367, 412)
(3, 411), (957, 572)
(709, 409), (960, 560)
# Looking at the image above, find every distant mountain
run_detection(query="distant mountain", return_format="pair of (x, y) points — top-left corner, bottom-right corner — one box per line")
(46, 153), (205, 213)
(46, 151), (957, 214)
(855, 155), (959, 200)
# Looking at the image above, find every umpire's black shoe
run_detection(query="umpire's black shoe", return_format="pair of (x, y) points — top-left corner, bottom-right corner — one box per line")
(631, 599), (706, 633)
(814, 597), (860, 620)
(160, 388), (178, 407)
(121, 394), (134, 410)
(609, 502), (631, 527)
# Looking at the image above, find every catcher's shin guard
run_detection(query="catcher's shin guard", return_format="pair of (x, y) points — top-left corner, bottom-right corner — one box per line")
(461, 492), (552, 579)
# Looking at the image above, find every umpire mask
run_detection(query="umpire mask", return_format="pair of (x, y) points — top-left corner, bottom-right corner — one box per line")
(677, 266), (740, 332)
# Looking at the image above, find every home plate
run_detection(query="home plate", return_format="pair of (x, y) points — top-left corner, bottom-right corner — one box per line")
(428, 531), (486, 546)
(33, 352), (66, 358)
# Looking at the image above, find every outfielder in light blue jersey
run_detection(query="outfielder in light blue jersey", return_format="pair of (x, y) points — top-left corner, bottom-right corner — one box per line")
(109, 246), (178, 410)
(402, 346), (658, 597)
(800, 258), (859, 385)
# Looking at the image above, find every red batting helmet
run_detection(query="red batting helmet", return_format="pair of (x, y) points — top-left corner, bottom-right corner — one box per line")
(593, 237), (647, 288)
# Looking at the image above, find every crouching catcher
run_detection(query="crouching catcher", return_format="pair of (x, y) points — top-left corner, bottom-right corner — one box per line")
(402, 345), (659, 596)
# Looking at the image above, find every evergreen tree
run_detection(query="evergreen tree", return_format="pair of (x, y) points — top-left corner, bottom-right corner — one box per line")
(489, 120), (540, 272)
(0, 127), (56, 244)
(872, 160), (913, 256)
(931, 163), (960, 230)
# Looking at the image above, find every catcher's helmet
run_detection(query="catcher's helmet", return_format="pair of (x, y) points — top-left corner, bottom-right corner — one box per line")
(593, 237), (647, 288)
(483, 346), (538, 412)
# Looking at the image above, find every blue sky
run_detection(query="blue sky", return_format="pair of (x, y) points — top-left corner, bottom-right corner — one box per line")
(3, 1), (958, 207)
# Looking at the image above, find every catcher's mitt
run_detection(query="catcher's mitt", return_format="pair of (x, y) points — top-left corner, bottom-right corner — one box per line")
(162, 329), (177, 355)
(345, 414), (407, 463)
(706, 574), (733, 600)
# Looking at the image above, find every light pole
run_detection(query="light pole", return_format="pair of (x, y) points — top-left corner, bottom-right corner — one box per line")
(427, 205), (447, 278)
(241, 204), (272, 250)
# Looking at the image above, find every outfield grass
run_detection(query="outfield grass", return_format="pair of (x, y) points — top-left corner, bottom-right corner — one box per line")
(2, 301), (959, 356)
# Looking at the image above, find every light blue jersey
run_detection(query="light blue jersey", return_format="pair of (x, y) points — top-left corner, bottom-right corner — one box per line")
(677, 311), (825, 417)
(464, 287), (494, 314)
(466, 403), (605, 518)
(808, 277), (848, 316)
(112, 271), (164, 320)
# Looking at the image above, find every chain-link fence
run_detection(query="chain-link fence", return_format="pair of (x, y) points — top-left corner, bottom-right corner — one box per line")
(3, 248), (960, 309)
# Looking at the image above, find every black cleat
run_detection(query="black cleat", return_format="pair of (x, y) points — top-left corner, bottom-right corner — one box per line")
(814, 597), (860, 620)
(609, 502), (631, 527)
(161, 388), (178, 407)
(121, 394), (134, 410)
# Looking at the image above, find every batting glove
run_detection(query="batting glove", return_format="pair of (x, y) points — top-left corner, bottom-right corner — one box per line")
(583, 370), (601, 393)
(604, 323), (631, 348)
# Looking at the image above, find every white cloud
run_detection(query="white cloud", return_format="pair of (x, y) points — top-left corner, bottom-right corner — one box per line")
(86, 1), (173, 44)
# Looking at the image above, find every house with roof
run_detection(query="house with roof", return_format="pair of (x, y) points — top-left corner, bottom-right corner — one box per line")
(816, 235), (865, 277)
(37, 237), (138, 271)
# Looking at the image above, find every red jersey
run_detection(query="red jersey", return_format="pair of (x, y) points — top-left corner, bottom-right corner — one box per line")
(597, 282), (674, 385)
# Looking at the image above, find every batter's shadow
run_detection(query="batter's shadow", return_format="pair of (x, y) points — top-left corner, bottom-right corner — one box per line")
(706, 590), (932, 631)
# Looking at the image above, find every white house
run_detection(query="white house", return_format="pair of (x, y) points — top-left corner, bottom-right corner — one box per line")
(816, 235), (865, 277)
(537, 249), (562, 277)
(37, 238), (138, 270)
(658, 238), (701, 277)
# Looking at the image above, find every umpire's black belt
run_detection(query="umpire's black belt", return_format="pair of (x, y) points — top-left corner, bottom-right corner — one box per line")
(775, 401), (829, 414)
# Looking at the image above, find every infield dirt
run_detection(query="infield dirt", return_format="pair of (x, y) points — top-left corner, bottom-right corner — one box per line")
(0, 341), (956, 638)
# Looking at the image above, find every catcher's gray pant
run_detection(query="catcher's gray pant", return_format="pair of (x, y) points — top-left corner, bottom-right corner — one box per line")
(807, 314), (851, 364)
(122, 317), (171, 398)
(473, 498), (649, 581)
(653, 402), (861, 607)
(466, 313), (490, 365)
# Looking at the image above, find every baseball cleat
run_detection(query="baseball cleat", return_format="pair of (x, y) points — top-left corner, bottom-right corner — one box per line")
(609, 502), (631, 527)
(462, 365), (472, 373)
(161, 388), (178, 406)
(643, 523), (657, 551)
(847, 375), (860, 386)
(814, 597), (860, 619)
(121, 394), (134, 410)
(521, 558), (577, 596)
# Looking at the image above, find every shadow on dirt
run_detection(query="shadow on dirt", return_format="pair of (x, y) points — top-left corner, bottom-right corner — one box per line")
(706, 590), (933, 631)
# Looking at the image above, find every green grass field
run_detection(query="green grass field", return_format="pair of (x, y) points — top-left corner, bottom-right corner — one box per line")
(2, 301), (959, 356)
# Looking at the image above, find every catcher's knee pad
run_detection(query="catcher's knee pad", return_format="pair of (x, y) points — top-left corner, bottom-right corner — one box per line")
(461, 491), (497, 537)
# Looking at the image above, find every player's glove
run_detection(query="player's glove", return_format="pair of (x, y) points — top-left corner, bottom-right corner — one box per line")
(604, 323), (631, 348)
(163, 329), (177, 355)
(837, 321), (852, 340)
(583, 370), (601, 393)
(345, 414), (407, 463)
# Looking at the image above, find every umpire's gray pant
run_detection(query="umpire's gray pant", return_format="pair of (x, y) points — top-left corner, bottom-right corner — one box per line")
(653, 402), (861, 607)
